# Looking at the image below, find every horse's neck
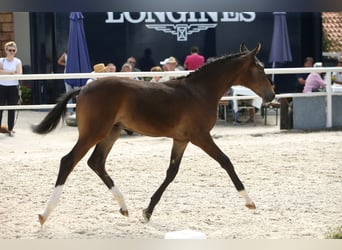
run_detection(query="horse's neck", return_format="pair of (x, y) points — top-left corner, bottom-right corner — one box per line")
(188, 60), (242, 101)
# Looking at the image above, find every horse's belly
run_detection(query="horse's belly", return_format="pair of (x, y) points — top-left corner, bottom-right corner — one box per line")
(121, 111), (188, 138)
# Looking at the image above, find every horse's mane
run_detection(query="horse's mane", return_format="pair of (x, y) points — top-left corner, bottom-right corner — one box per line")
(178, 51), (247, 80)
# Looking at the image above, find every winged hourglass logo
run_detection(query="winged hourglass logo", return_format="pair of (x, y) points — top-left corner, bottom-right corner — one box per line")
(145, 23), (217, 41)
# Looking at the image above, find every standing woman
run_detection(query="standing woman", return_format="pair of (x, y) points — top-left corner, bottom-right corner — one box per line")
(0, 41), (23, 137)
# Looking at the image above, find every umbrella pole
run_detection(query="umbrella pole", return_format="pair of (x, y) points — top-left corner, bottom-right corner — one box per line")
(271, 61), (275, 82)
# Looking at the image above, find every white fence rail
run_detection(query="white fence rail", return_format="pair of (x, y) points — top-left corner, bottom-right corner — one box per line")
(1, 67), (342, 128)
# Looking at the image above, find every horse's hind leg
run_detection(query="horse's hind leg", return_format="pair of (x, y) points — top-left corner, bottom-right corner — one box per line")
(87, 125), (128, 217)
(143, 139), (188, 222)
(39, 138), (96, 226)
(191, 133), (256, 210)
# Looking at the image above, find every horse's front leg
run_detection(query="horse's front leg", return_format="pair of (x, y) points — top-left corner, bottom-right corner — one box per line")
(191, 133), (256, 210)
(143, 139), (188, 222)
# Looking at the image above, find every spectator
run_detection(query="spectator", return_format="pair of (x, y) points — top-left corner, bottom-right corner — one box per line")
(121, 63), (132, 73)
(126, 56), (140, 72)
(106, 63), (116, 72)
(183, 46), (205, 70)
(120, 62), (140, 80)
(296, 56), (314, 92)
(332, 58), (342, 85)
(332, 58), (342, 92)
(57, 49), (74, 113)
(150, 66), (163, 83)
(57, 50), (67, 68)
(0, 41), (23, 137)
(126, 56), (141, 80)
(303, 62), (325, 93)
(86, 63), (108, 84)
(159, 56), (178, 82)
(57, 50), (72, 93)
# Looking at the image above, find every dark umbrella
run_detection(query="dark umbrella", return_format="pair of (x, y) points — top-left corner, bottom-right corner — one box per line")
(65, 12), (91, 87)
(269, 12), (292, 81)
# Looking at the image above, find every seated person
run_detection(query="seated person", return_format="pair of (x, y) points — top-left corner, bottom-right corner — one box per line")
(120, 63), (140, 80)
(150, 66), (163, 83)
(332, 59), (342, 92)
(106, 63), (116, 72)
(86, 63), (108, 84)
(303, 62), (325, 93)
(159, 56), (178, 82)
(295, 57), (314, 92)
(332, 59), (342, 85)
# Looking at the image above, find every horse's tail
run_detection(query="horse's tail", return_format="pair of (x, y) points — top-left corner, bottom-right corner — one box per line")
(32, 88), (81, 134)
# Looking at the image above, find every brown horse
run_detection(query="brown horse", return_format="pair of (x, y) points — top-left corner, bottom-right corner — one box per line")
(33, 43), (275, 226)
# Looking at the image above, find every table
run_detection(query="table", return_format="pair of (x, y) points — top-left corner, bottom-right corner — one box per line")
(231, 85), (263, 113)
(332, 83), (342, 92)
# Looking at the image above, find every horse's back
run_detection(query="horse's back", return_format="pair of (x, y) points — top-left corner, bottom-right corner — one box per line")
(81, 76), (189, 107)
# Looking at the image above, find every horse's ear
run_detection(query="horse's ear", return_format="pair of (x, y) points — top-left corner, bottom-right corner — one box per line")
(251, 43), (261, 56)
(240, 43), (249, 53)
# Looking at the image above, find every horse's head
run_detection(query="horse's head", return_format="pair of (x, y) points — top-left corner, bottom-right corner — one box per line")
(238, 43), (275, 102)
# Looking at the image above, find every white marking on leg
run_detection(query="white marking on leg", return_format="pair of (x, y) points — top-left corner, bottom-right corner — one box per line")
(110, 186), (127, 211)
(239, 190), (254, 206)
(40, 185), (64, 220)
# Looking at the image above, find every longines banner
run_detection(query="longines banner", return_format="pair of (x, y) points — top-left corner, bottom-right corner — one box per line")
(0, 0), (341, 12)
(105, 12), (256, 42)
(83, 12), (279, 67)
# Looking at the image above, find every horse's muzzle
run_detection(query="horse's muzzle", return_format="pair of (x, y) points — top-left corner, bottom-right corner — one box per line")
(263, 90), (275, 103)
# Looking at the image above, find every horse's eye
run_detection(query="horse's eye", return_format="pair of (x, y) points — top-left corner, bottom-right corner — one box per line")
(257, 65), (264, 72)
(255, 61), (264, 71)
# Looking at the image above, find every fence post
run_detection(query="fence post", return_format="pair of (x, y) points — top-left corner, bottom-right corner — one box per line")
(279, 98), (293, 129)
(325, 71), (332, 128)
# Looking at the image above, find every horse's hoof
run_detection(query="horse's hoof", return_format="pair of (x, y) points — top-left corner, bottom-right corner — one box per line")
(0, 126), (9, 134)
(120, 208), (129, 217)
(246, 202), (256, 210)
(142, 208), (151, 222)
(38, 214), (46, 226)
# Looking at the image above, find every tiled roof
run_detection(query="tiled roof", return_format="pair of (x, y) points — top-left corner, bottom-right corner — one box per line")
(322, 12), (342, 52)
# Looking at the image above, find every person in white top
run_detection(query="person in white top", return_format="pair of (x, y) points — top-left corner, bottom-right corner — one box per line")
(159, 56), (179, 82)
(331, 59), (342, 93)
(0, 41), (23, 137)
